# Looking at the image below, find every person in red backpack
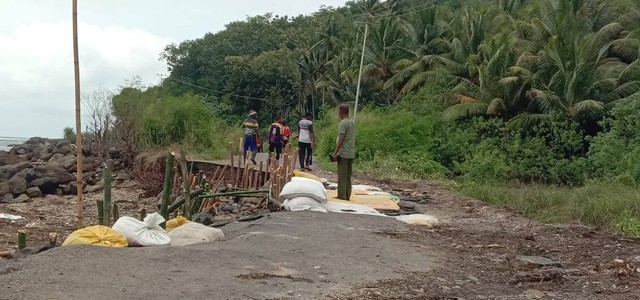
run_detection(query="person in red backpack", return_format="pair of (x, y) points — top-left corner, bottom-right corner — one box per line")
(282, 121), (292, 147)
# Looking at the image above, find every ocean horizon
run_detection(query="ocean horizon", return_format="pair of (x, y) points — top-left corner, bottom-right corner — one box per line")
(0, 136), (29, 152)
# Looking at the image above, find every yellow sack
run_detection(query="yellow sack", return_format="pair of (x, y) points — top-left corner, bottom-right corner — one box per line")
(165, 216), (190, 232)
(62, 225), (128, 247)
(293, 169), (322, 182)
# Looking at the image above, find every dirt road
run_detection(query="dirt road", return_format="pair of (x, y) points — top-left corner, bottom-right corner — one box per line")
(1, 174), (640, 299)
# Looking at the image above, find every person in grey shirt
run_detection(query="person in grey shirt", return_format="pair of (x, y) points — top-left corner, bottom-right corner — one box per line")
(331, 104), (356, 200)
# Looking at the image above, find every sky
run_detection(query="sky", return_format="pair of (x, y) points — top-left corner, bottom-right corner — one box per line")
(0, 0), (348, 138)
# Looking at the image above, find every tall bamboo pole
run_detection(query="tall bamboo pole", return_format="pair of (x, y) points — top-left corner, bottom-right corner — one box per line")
(72, 0), (84, 229)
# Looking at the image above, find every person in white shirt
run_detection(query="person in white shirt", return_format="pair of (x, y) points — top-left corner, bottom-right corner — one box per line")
(297, 112), (315, 171)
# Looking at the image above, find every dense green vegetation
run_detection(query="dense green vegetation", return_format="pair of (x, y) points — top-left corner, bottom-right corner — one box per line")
(107, 0), (640, 235)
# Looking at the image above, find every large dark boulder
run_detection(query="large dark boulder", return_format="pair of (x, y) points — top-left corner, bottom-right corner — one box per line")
(30, 144), (50, 160)
(24, 137), (47, 145)
(13, 168), (40, 183)
(26, 186), (43, 198)
(30, 177), (61, 195)
(34, 164), (74, 184)
(0, 161), (32, 180)
(9, 145), (28, 156)
(53, 141), (75, 156)
(0, 176), (27, 197)
(49, 153), (76, 171)
(0, 151), (26, 167)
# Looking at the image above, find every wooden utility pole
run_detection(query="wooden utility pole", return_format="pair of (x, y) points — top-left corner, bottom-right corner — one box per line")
(73, 0), (84, 228)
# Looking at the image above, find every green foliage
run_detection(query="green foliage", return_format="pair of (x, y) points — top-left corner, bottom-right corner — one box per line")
(588, 94), (640, 185)
(63, 127), (75, 143)
(111, 86), (235, 159)
(458, 180), (640, 235)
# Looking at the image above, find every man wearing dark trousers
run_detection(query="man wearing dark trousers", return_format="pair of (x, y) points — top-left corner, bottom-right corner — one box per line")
(331, 104), (356, 200)
(297, 112), (315, 171)
(269, 117), (285, 161)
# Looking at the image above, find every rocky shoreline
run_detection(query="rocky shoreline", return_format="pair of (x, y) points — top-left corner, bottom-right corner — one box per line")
(0, 137), (130, 204)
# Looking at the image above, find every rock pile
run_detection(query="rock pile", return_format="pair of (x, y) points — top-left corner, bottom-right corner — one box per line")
(0, 137), (128, 203)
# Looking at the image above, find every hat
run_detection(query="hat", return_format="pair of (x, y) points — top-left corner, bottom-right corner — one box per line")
(248, 110), (257, 116)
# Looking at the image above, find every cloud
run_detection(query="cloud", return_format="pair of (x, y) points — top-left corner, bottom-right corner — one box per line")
(0, 21), (172, 138)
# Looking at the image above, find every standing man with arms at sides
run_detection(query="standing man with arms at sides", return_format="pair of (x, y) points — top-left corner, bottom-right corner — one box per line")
(242, 110), (259, 165)
(332, 104), (356, 200)
(298, 112), (315, 171)
(269, 116), (285, 161)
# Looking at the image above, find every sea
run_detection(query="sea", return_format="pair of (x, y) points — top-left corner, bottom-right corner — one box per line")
(0, 136), (28, 152)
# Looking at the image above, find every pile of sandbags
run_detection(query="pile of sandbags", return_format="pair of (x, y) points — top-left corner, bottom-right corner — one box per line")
(112, 213), (171, 247)
(280, 177), (328, 212)
(62, 225), (128, 247)
(169, 222), (225, 246)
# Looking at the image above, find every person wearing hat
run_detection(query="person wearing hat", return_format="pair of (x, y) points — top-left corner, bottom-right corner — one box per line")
(297, 112), (315, 171)
(242, 110), (260, 164)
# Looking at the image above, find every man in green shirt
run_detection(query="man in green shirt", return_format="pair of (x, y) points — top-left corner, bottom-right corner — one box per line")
(332, 104), (356, 200)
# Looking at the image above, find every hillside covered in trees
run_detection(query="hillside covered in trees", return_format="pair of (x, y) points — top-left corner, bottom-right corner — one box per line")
(108, 0), (640, 234)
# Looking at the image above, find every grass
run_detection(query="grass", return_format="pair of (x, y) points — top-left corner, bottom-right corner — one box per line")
(457, 180), (640, 237)
(319, 153), (640, 237)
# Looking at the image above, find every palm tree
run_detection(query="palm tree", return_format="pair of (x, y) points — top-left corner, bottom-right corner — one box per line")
(508, 0), (640, 127)
(383, 6), (457, 96)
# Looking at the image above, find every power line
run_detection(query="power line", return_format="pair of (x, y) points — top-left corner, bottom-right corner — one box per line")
(168, 77), (271, 102)
(351, 0), (438, 22)
(349, 1), (400, 20)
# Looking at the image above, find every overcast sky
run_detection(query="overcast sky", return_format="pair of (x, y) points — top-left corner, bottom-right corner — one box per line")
(0, 0), (348, 138)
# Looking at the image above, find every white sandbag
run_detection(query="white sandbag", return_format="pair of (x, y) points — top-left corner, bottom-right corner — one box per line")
(322, 201), (387, 217)
(395, 214), (439, 228)
(280, 177), (328, 203)
(169, 222), (224, 246)
(112, 213), (171, 247)
(352, 184), (383, 192)
(283, 197), (328, 213)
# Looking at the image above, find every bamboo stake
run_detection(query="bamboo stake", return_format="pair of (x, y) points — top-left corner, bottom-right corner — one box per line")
(243, 155), (250, 188)
(276, 175), (282, 201)
(112, 203), (119, 221)
(267, 152), (273, 181)
(97, 200), (104, 225)
(259, 161), (264, 186)
(179, 150), (191, 218)
(253, 167), (259, 189)
(72, 0), (84, 229)
(160, 153), (175, 224)
(17, 230), (26, 250)
(200, 165), (227, 212)
(196, 171), (203, 188)
(172, 171), (180, 192)
(291, 147), (299, 174)
(283, 152), (289, 179)
(211, 166), (221, 186)
(103, 163), (112, 226)
(229, 142), (235, 187)
(248, 167), (254, 190)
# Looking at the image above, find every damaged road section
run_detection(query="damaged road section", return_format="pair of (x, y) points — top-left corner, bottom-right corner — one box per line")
(0, 212), (437, 300)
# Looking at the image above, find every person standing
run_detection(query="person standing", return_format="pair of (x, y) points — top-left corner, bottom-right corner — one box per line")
(282, 121), (292, 147)
(242, 110), (259, 165)
(269, 117), (285, 161)
(297, 112), (315, 171)
(332, 104), (356, 200)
